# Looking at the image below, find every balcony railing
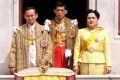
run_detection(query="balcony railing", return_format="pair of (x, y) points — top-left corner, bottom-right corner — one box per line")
(1, 75), (120, 80)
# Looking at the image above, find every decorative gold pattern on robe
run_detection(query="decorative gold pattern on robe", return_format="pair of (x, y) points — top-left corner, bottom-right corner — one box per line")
(50, 17), (78, 49)
(9, 22), (53, 72)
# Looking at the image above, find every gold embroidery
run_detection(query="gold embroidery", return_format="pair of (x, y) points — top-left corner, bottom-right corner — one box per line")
(17, 28), (48, 47)
(28, 35), (35, 45)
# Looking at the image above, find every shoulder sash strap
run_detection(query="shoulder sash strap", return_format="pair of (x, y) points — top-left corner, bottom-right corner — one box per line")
(80, 28), (103, 57)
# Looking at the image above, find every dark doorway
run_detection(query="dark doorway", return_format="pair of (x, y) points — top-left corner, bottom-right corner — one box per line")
(20, 0), (88, 28)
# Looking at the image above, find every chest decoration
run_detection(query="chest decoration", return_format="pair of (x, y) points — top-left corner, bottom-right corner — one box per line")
(67, 19), (78, 38)
(53, 22), (66, 44)
(40, 31), (48, 48)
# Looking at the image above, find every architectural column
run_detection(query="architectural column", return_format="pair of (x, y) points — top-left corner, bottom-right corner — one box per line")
(0, 0), (15, 74)
(89, 0), (97, 9)
(13, 0), (19, 27)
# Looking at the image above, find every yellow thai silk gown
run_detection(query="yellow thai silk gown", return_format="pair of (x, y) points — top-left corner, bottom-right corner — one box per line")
(74, 27), (111, 75)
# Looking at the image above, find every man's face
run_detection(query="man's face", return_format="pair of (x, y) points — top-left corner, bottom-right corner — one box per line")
(24, 9), (38, 25)
(54, 6), (67, 20)
(87, 13), (98, 29)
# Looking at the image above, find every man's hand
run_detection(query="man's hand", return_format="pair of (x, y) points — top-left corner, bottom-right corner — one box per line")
(73, 66), (79, 74)
(9, 67), (16, 74)
(105, 66), (112, 74)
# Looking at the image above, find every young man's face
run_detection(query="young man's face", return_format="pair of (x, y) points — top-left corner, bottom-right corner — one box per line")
(54, 6), (67, 20)
(24, 9), (38, 25)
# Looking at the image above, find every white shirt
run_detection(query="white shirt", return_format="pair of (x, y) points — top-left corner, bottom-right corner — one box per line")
(28, 23), (36, 67)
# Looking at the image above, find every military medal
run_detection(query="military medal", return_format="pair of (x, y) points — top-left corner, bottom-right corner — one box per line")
(95, 38), (99, 43)
(40, 40), (48, 47)
(31, 38), (36, 45)
(40, 31), (48, 48)
(31, 40), (34, 45)
(68, 28), (75, 38)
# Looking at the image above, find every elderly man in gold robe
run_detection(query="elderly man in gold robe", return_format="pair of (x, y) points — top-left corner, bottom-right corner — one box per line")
(73, 9), (112, 75)
(9, 7), (53, 75)
(45, 2), (78, 69)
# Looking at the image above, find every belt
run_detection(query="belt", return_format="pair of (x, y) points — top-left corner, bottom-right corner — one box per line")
(55, 43), (65, 47)
(85, 47), (103, 53)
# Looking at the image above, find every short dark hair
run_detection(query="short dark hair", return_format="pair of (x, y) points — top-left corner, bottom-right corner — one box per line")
(87, 9), (100, 19)
(54, 1), (67, 10)
(24, 7), (37, 14)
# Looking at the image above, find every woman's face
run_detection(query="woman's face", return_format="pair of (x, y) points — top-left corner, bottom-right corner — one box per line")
(87, 13), (98, 29)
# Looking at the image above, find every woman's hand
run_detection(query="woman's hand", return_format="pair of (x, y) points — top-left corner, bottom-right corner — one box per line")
(105, 66), (112, 74)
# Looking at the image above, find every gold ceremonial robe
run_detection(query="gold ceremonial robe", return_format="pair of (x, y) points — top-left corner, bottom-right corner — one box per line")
(9, 22), (53, 72)
(74, 27), (111, 67)
(50, 17), (78, 68)
(50, 17), (78, 49)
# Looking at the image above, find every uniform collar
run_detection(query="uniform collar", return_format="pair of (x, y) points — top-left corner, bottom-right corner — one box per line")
(54, 17), (65, 24)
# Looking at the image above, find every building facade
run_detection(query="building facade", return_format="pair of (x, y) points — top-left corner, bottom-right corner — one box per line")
(0, 0), (120, 75)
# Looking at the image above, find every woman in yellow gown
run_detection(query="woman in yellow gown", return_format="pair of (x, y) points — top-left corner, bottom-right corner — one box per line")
(73, 9), (112, 75)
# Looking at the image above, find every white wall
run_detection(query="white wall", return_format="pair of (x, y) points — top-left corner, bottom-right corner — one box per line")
(0, 0), (19, 74)
(0, 0), (13, 74)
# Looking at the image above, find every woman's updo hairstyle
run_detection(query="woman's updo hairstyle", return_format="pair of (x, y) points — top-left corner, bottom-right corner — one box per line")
(87, 9), (100, 19)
